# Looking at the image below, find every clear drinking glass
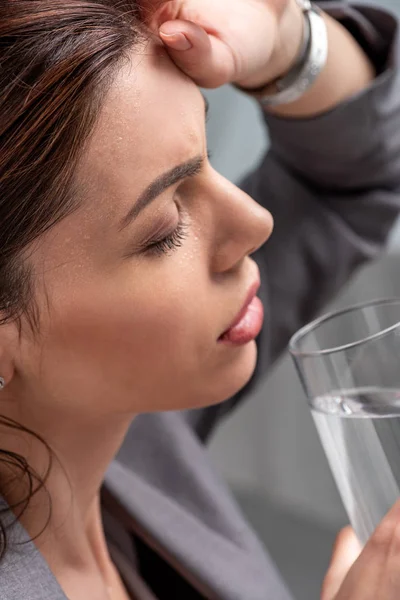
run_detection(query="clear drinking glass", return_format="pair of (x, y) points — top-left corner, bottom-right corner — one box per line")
(289, 299), (400, 545)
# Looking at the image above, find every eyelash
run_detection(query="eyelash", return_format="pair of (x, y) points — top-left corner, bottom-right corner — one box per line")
(142, 150), (212, 258)
(145, 218), (189, 257)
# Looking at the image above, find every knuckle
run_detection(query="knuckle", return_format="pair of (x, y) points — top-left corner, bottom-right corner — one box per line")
(370, 520), (392, 551)
(332, 526), (356, 555)
(390, 519), (400, 556)
(370, 514), (400, 554)
(338, 525), (354, 542)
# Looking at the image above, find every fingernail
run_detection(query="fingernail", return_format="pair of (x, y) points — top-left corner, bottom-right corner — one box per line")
(159, 31), (193, 51)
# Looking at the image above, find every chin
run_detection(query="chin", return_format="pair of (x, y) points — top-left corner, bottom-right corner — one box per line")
(146, 341), (258, 413)
(196, 340), (258, 409)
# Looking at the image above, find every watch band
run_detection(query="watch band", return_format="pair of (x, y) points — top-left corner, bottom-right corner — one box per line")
(246, 0), (328, 107)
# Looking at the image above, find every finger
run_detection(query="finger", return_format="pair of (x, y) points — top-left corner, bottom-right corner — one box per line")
(159, 19), (210, 54)
(159, 20), (213, 84)
(321, 527), (362, 600)
(360, 499), (400, 599)
(330, 502), (400, 600)
(159, 20), (233, 88)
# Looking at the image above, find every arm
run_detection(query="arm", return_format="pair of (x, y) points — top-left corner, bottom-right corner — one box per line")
(238, 0), (377, 117)
(184, 3), (400, 439)
(253, 1), (400, 363)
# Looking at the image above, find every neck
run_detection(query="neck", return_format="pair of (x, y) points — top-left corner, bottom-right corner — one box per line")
(0, 399), (133, 573)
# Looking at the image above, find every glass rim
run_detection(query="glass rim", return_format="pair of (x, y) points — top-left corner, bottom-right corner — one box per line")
(289, 298), (400, 358)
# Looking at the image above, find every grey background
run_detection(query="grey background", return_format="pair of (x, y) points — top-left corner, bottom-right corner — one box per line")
(204, 1), (400, 598)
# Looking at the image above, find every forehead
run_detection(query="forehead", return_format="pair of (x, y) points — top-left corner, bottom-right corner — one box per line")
(77, 43), (205, 220)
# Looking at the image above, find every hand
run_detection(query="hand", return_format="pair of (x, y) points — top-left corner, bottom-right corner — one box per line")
(322, 501), (400, 600)
(139, 0), (304, 89)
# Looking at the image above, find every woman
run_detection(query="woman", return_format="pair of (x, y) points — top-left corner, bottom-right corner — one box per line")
(1, 0), (400, 598)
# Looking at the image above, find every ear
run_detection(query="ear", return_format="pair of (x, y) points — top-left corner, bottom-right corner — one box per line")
(0, 322), (18, 388)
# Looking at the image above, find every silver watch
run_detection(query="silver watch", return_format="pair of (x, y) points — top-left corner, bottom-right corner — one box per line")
(250, 0), (328, 107)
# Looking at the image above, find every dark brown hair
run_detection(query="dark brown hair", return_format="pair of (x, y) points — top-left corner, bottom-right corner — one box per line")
(0, 0), (143, 558)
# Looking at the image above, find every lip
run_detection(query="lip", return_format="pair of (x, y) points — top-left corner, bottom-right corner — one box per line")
(219, 278), (261, 338)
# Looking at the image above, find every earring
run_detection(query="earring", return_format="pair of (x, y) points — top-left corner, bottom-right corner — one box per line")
(0, 377), (5, 390)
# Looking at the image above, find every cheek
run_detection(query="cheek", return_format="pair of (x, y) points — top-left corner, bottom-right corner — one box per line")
(35, 265), (214, 412)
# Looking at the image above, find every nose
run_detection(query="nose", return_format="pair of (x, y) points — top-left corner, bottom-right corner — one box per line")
(207, 170), (273, 274)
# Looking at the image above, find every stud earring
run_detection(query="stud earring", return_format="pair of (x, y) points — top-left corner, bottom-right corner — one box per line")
(0, 378), (5, 390)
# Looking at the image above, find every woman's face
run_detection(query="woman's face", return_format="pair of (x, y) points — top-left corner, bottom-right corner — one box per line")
(14, 43), (273, 418)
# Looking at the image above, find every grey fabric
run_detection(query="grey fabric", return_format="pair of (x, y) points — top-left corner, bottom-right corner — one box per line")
(0, 508), (65, 600)
(2, 3), (400, 599)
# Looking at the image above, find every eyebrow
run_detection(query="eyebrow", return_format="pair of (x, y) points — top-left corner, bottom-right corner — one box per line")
(118, 95), (209, 232)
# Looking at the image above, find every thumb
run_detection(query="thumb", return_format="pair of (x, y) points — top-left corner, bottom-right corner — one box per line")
(321, 527), (362, 600)
(159, 20), (212, 85)
(158, 20), (232, 88)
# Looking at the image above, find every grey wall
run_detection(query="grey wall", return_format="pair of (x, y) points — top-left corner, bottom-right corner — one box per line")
(205, 0), (400, 531)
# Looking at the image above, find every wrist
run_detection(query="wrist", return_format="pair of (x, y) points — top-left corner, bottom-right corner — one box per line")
(236, 0), (305, 91)
(268, 13), (375, 117)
